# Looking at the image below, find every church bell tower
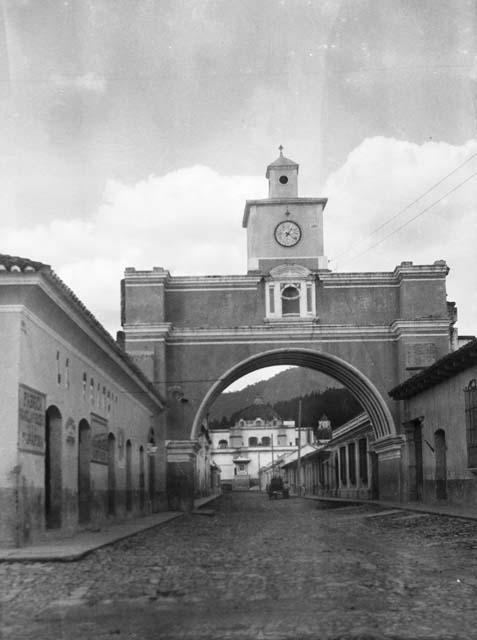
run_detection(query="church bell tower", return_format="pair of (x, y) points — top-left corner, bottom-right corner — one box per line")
(242, 147), (328, 274)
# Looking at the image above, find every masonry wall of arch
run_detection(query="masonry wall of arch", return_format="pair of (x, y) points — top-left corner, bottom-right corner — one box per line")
(164, 338), (401, 443)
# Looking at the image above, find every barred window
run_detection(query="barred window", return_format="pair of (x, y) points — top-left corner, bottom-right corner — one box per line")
(465, 379), (477, 467)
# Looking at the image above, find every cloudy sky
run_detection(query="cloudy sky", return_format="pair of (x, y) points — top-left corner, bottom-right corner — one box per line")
(1, 0), (476, 360)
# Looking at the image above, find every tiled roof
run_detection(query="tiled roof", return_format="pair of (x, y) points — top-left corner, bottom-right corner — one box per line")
(265, 152), (299, 178)
(0, 253), (49, 272)
(234, 401), (281, 422)
(0, 253), (165, 408)
(267, 154), (298, 168)
(389, 338), (477, 400)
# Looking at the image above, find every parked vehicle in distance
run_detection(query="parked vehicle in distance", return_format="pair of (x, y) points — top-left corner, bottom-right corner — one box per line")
(267, 476), (290, 499)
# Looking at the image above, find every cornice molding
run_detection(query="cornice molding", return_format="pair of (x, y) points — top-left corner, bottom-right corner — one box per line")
(243, 197), (328, 227)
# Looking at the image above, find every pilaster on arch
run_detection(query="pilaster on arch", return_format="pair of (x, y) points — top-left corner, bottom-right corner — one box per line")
(190, 348), (397, 442)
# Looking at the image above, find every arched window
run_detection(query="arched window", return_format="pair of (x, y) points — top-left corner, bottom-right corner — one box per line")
(218, 439), (228, 449)
(261, 436), (271, 447)
(248, 437), (258, 446)
(281, 285), (300, 315)
(255, 418), (263, 426)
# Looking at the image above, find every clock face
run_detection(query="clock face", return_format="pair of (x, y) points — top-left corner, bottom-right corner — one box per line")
(274, 220), (301, 247)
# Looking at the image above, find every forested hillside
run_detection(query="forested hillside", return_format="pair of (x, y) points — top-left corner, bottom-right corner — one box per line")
(209, 367), (363, 430)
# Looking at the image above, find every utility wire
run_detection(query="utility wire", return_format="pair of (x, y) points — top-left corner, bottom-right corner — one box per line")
(342, 169), (477, 265)
(333, 151), (477, 266)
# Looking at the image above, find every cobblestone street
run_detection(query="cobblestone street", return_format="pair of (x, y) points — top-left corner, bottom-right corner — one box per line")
(2, 493), (477, 639)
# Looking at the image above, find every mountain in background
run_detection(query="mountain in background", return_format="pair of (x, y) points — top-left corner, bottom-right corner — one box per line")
(209, 367), (344, 425)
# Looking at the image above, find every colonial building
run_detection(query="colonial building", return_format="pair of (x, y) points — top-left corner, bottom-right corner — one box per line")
(0, 254), (167, 547)
(210, 397), (313, 490)
(389, 337), (477, 507)
(121, 148), (457, 505)
(287, 413), (378, 500)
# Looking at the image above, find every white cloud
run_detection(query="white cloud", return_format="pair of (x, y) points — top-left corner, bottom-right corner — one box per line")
(324, 137), (477, 334)
(51, 72), (107, 94)
(1, 167), (264, 334)
(3, 137), (477, 337)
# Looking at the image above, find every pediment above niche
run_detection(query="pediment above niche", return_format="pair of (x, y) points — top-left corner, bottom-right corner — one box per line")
(269, 264), (311, 280)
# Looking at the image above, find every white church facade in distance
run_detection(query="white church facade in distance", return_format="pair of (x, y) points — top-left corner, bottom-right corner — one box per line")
(210, 397), (313, 490)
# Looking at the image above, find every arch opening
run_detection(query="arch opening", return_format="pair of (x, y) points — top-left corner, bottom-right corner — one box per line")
(191, 349), (396, 441)
(45, 405), (63, 529)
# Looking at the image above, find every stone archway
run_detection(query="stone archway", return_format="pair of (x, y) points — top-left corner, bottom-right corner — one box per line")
(191, 348), (396, 441)
(164, 348), (404, 510)
(45, 405), (63, 529)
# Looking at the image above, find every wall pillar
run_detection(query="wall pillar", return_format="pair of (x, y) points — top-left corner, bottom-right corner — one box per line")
(166, 440), (199, 511)
(373, 435), (405, 501)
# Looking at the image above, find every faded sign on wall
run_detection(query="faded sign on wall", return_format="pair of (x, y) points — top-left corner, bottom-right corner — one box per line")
(18, 384), (46, 454)
(65, 417), (76, 445)
(91, 414), (109, 464)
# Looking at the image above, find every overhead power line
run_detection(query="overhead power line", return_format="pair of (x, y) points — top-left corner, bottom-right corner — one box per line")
(342, 169), (477, 265)
(333, 150), (477, 266)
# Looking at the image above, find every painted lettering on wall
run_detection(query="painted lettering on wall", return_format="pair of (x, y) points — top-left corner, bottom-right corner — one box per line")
(65, 417), (76, 445)
(18, 384), (46, 454)
(406, 343), (438, 370)
(91, 414), (108, 464)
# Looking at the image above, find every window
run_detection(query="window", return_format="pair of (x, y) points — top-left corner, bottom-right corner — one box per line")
(261, 436), (271, 446)
(65, 359), (70, 389)
(82, 372), (87, 397)
(265, 266), (316, 320)
(56, 351), (61, 385)
(465, 379), (477, 467)
(248, 437), (258, 446)
(281, 285), (300, 315)
(90, 378), (94, 405)
(218, 440), (228, 449)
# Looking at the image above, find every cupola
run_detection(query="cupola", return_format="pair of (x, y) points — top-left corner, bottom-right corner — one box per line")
(266, 145), (299, 198)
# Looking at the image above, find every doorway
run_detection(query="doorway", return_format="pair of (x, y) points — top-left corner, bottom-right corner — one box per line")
(107, 433), (116, 515)
(126, 440), (132, 511)
(45, 406), (63, 529)
(435, 429), (447, 500)
(78, 420), (91, 523)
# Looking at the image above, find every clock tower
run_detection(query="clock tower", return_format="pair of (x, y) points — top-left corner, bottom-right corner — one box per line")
(242, 147), (328, 274)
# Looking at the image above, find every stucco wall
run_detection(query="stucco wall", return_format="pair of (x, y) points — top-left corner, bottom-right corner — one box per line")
(403, 366), (477, 505)
(0, 311), (21, 545)
(0, 276), (167, 547)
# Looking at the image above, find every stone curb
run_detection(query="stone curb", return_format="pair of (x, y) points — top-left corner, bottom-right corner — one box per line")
(0, 512), (184, 563)
(300, 494), (477, 522)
